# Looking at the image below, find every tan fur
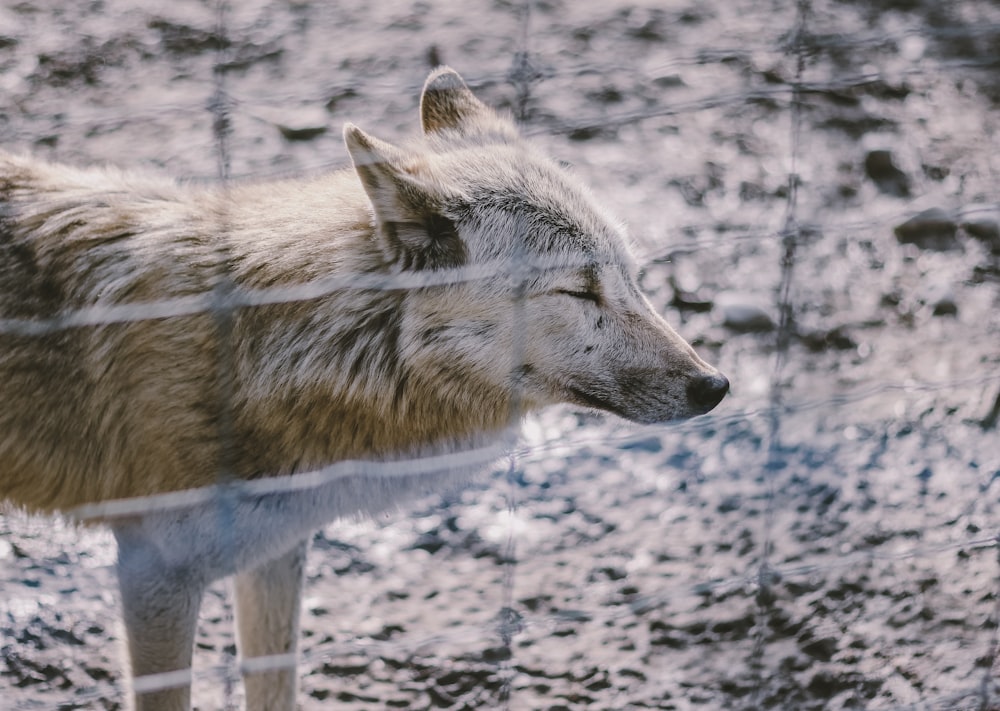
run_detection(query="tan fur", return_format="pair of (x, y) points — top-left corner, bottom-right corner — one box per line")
(0, 68), (727, 710)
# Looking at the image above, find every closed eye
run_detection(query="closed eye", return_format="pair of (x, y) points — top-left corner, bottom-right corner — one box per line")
(556, 289), (601, 304)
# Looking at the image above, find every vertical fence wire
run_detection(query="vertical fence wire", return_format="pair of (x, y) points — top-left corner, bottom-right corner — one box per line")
(209, 3), (240, 707)
(747, 0), (810, 706)
(980, 534), (1000, 710)
(495, 3), (539, 705)
(976, 98), (1000, 711)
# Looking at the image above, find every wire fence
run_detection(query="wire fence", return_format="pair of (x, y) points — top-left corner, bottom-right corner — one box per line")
(2, 0), (999, 709)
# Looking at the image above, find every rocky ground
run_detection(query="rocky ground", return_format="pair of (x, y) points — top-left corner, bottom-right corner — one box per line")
(2, 0), (1000, 709)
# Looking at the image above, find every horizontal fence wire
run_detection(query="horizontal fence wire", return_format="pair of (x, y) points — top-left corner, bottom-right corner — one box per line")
(2, 0), (999, 709)
(0, 198), (996, 336)
(4, 33), (999, 182)
(41, 370), (998, 523)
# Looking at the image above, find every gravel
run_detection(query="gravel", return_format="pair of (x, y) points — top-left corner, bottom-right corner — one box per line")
(2, 0), (999, 709)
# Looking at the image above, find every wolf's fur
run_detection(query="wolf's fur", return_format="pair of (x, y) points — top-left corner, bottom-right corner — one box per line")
(0, 68), (727, 710)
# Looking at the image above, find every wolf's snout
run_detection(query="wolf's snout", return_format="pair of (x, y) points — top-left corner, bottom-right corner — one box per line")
(687, 373), (730, 414)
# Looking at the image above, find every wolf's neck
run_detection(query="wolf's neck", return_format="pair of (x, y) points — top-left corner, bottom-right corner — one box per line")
(233, 377), (520, 478)
(221, 172), (520, 477)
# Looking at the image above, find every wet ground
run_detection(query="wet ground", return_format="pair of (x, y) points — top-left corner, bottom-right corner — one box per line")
(2, 0), (1000, 709)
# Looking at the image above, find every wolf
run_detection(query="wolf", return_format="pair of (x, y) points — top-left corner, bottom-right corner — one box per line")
(0, 67), (728, 710)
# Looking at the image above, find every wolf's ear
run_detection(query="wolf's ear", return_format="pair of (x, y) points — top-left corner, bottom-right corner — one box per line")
(344, 123), (466, 271)
(420, 67), (518, 141)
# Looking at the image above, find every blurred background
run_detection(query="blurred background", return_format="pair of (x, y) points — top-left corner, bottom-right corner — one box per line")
(1, 0), (999, 709)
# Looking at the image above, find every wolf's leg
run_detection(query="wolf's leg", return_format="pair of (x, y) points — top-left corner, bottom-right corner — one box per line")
(114, 525), (206, 711)
(234, 539), (307, 711)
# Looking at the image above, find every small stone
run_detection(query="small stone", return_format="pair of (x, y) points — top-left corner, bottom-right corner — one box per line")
(567, 125), (607, 142)
(624, 8), (666, 40)
(894, 208), (960, 251)
(716, 295), (775, 333)
(588, 85), (624, 104)
(261, 106), (329, 141)
(922, 282), (958, 317)
(426, 44), (442, 67)
(553, 609), (594, 622)
(864, 149), (910, 197)
(717, 495), (741, 513)
(324, 87), (358, 112)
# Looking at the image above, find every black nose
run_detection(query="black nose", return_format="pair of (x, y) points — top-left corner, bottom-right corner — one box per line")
(687, 373), (730, 414)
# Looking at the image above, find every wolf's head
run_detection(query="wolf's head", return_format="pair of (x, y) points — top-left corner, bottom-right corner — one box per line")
(343, 67), (727, 425)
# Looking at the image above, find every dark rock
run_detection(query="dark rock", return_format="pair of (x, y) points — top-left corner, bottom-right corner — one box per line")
(552, 609), (592, 623)
(266, 106), (329, 141)
(408, 531), (446, 555)
(83, 665), (114, 682)
(799, 326), (856, 352)
(481, 645), (512, 663)
(336, 690), (380, 703)
(370, 623), (404, 641)
(864, 149), (910, 197)
(146, 19), (282, 71)
(980, 388), (1000, 429)
(318, 658), (370, 676)
(591, 566), (627, 582)
(619, 435), (662, 453)
(894, 208), (960, 251)
(652, 73), (684, 88)
(807, 670), (858, 696)
(33, 41), (129, 87)
(820, 110), (894, 138)
(670, 276), (714, 312)
(567, 125), (609, 142)
(799, 634), (838, 661)
(587, 86), (624, 104)
(923, 163), (950, 181)
(711, 613), (755, 638)
(148, 18), (226, 54)
(739, 180), (768, 202)
(219, 42), (283, 72)
(650, 630), (687, 649)
(863, 80), (911, 101)
(922, 282), (958, 317)
(718, 677), (756, 697)
(276, 122), (327, 141)
(962, 217), (1000, 254)
(325, 87), (359, 112)
(931, 293), (958, 316)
